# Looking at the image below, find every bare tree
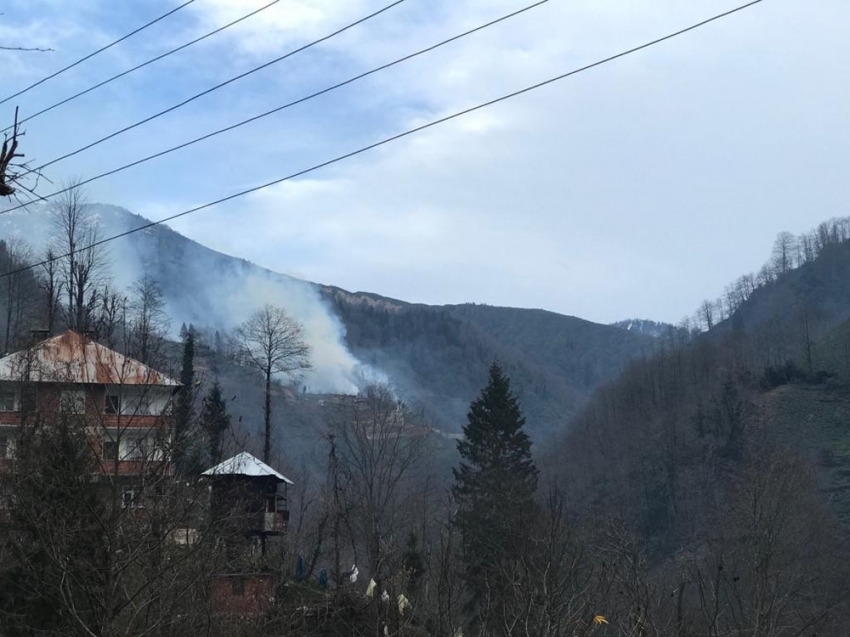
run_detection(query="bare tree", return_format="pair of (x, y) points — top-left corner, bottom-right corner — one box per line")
(771, 231), (797, 277)
(698, 299), (716, 331)
(92, 285), (126, 349)
(0, 107), (45, 203)
(234, 304), (310, 463)
(684, 452), (844, 637)
(127, 275), (169, 367)
(50, 183), (109, 332)
(0, 108), (24, 198)
(325, 385), (432, 584)
(797, 232), (816, 265)
(38, 246), (63, 334)
(755, 262), (775, 288)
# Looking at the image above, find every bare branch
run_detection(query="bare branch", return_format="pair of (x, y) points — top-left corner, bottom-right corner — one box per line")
(0, 45), (53, 52)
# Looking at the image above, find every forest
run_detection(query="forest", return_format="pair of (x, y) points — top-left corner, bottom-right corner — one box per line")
(0, 187), (849, 636)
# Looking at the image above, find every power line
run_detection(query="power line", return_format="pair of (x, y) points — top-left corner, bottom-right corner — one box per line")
(1, 0), (281, 136)
(0, 0), (548, 216)
(27, 0), (406, 176)
(1, 0), (765, 280)
(0, 0), (196, 107)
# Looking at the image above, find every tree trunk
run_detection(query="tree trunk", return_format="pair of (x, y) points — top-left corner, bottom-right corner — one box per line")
(264, 367), (272, 463)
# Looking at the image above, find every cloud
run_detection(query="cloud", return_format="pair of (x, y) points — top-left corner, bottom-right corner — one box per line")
(5, 0), (850, 327)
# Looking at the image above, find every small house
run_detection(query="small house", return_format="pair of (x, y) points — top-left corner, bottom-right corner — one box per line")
(202, 451), (292, 541)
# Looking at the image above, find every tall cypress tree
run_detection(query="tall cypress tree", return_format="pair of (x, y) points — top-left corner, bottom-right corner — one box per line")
(200, 379), (230, 465)
(173, 330), (194, 474)
(452, 362), (539, 633)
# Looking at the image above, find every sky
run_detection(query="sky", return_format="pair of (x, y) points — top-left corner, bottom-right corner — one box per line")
(1, 0), (848, 325)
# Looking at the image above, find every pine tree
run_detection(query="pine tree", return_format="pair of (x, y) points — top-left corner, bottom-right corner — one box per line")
(452, 362), (538, 633)
(173, 330), (194, 474)
(200, 379), (230, 465)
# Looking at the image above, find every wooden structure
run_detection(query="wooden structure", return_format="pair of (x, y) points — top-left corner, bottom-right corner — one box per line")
(202, 452), (292, 539)
(202, 452), (292, 617)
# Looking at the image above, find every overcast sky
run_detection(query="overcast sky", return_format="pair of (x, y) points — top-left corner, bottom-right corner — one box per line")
(1, 0), (847, 325)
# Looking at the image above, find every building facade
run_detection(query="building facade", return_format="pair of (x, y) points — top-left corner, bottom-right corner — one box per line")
(0, 330), (179, 478)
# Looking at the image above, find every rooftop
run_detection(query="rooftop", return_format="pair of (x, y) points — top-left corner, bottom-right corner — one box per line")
(202, 452), (293, 485)
(0, 331), (180, 386)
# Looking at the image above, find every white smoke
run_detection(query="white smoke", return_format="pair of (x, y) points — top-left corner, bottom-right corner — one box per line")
(172, 264), (386, 394)
(0, 202), (385, 394)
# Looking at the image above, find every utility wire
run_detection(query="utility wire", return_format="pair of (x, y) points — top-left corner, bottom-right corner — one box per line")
(0, 0), (765, 280)
(27, 0), (406, 176)
(1, 0), (281, 135)
(0, 0), (196, 106)
(0, 0), (548, 216)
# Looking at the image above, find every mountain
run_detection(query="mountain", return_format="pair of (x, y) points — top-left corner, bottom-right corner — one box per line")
(323, 287), (654, 434)
(0, 203), (654, 436)
(0, 202), (368, 394)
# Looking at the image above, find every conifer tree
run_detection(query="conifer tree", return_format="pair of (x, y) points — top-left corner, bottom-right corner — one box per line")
(452, 362), (538, 634)
(200, 379), (230, 465)
(173, 330), (195, 473)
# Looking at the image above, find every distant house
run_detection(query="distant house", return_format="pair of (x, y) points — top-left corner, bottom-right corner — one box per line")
(0, 330), (180, 477)
(202, 451), (293, 617)
(202, 451), (292, 540)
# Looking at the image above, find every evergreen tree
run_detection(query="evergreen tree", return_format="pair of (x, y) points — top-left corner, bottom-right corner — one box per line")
(174, 330), (195, 473)
(200, 379), (231, 465)
(452, 362), (539, 634)
(402, 531), (425, 596)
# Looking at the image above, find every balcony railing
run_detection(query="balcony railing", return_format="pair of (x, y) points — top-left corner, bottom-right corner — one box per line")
(262, 510), (289, 534)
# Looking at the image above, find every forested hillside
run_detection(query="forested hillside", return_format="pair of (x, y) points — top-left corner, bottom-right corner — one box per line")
(543, 217), (850, 633)
(323, 286), (654, 435)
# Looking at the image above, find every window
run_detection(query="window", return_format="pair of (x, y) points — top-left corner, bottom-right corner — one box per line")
(0, 389), (16, 412)
(125, 394), (155, 416)
(105, 394), (121, 415)
(20, 388), (36, 414)
(60, 390), (85, 415)
(127, 436), (150, 461)
(121, 488), (144, 509)
(102, 438), (119, 461)
(102, 433), (163, 462)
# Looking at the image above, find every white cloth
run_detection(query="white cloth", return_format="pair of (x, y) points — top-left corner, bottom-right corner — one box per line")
(365, 579), (377, 597)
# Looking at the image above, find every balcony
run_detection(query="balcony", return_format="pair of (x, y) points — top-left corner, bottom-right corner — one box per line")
(262, 495), (289, 534)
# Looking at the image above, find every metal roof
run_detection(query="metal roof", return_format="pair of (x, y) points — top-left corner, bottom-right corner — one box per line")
(201, 451), (293, 484)
(0, 331), (180, 386)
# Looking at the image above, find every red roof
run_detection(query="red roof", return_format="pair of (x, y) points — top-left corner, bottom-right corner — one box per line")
(0, 331), (179, 386)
